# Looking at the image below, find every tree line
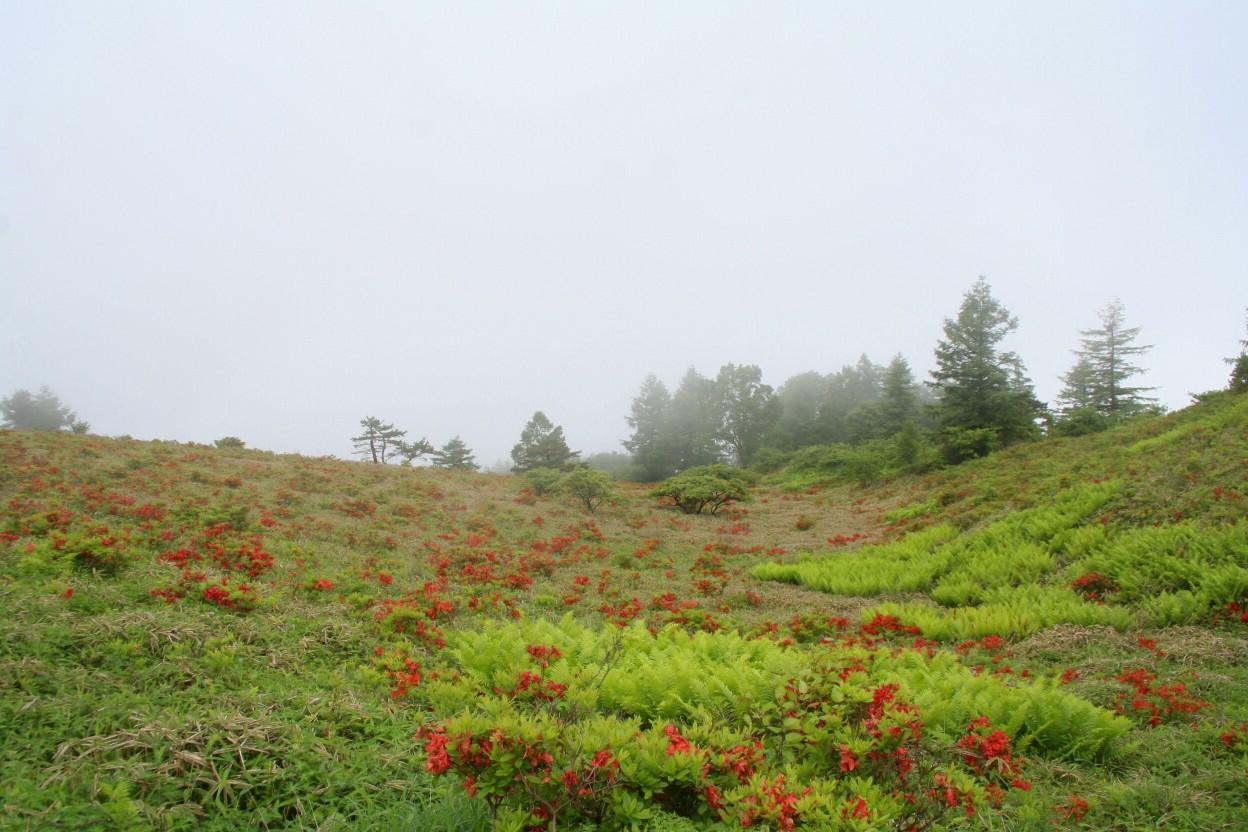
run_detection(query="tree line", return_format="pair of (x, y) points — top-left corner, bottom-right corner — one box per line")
(620, 278), (1180, 481)
(6, 283), (1246, 483)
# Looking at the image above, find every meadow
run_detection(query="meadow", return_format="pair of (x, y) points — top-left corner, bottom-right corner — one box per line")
(2, 391), (1247, 831)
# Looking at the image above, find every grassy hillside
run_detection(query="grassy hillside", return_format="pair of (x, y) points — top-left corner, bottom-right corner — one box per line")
(1, 391), (1246, 831)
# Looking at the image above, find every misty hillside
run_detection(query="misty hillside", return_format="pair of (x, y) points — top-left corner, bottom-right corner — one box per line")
(1, 390), (1247, 831)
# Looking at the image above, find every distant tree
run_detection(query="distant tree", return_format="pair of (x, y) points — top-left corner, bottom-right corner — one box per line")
(511, 412), (579, 473)
(214, 436), (246, 449)
(878, 354), (922, 435)
(432, 436), (479, 471)
(561, 468), (616, 514)
(713, 363), (781, 467)
(622, 374), (675, 481)
(1227, 307), (1248, 393)
(665, 368), (723, 472)
(1060, 299), (1156, 420)
(583, 451), (633, 475)
(1054, 357), (1100, 415)
(930, 277), (1043, 460)
(816, 355), (888, 445)
(768, 371), (832, 450)
(352, 417), (407, 464)
(1, 386), (86, 432)
(396, 438), (435, 465)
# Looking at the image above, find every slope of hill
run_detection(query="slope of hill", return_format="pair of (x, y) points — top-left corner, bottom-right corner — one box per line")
(1, 392), (1245, 831)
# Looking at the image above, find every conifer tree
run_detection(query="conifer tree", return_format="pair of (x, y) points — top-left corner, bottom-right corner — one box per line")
(1059, 299), (1156, 420)
(622, 375), (674, 481)
(1, 386), (86, 432)
(878, 354), (921, 436)
(665, 368), (723, 472)
(352, 417), (407, 464)
(1227, 308), (1248, 393)
(511, 412), (579, 473)
(930, 277), (1043, 459)
(433, 436), (479, 471)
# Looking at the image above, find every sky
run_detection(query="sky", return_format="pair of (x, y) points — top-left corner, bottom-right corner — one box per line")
(2, 2), (1246, 468)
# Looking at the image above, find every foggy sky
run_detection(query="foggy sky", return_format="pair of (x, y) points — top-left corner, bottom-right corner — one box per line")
(2, 2), (1245, 467)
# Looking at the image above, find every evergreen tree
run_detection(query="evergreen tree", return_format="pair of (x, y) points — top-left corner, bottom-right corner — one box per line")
(930, 277), (1043, 459)
(1055, 356), (1100, 414)
(432, 436), (479, 471)
(1226, 307), (1248, 393)
(511, 411), (580, 473)
(714, 364), (781, 468)
(769, 371), (832, 450)
(665, 368), (723, 472)
(820, 355), (886, 444)
(1060, 299), (1156, 420)
(622, 374), (675, 481)
(352, 417), (407, 464)
(878, 354), (920, 436)
(1, 386), (86, 432)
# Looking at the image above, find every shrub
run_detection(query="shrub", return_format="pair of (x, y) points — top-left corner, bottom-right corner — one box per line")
(650, 466), (753, 515)
(560, 468), (616, 514)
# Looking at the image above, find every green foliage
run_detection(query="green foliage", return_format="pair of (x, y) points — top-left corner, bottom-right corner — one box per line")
(650, 465), (753, 515)
(352, 416), (409, 464)
(432, 436), (479, 471)
(561, 468), (617, 514)
(213, 436), (246, 449)
(713, 363), (781, 468)
(1, 385), (85, 432)
(930, 277), (1044, 459)
(1057, 298), (1156, 421)
(1228, 307), (1248, 392)
(511, 411), (580, 473)
(623, 374), (677, 482)
(523, 467), (565, 497)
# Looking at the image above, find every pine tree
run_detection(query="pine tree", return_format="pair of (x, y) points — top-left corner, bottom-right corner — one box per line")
(878, 354), (920, 436)
(930, 277), (1043, 459)
(352, 417), (407, 464)
(1060, 299), (1156, 420)
(622, 375), (674, 481)
(511, 412), (579, 473)
(433, 436), (479, 471)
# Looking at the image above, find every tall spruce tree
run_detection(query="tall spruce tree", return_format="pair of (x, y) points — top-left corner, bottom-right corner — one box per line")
(877, 354), (921, 436)
(1059, 299), (1155, 420)
(511, 412), (580, 473)
(622, 374), (675, 481)
(930, 277), (1043, 460)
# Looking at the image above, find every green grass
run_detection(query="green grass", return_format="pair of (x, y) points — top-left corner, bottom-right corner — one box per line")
(1, 390), (1246, 829)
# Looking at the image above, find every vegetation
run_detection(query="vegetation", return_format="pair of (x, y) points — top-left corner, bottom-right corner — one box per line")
(511, 412), (580, 473)
(649, 464), (754, 515)
(433, 436), (480, 471)
(1, 385), (1247, 830)
(1055, 299), (1157, 425)
(1, 386), (88, 433)
(929, 277), (1044, 461)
